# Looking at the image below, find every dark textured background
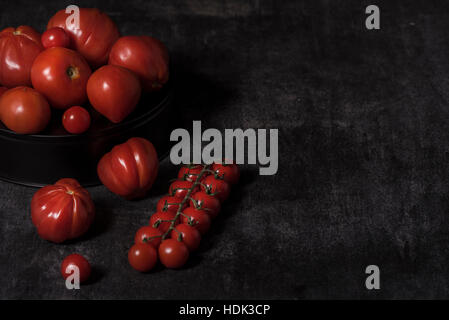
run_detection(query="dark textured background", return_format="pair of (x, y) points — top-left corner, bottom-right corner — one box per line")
(1, 0), (449, 299)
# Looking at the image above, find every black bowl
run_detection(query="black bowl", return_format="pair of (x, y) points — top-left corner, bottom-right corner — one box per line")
(0, 83), (174, 187)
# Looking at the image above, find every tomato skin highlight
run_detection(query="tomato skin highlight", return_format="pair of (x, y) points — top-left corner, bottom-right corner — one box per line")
(61, 254), (91, 283)
(87, 65), (141, 123)
(158, 239), (189, 269)
(62, 106), (91, 134)
(181, 206), (211, 235)
(171, 224), (201, 252)
(128, 243), (158, 272)
(97, 137), (159, 200)
(212, 163), (240, 185)
(41, 27), (70, 49)
(31, 47), (92, 109)
(108, 36), (169, 92)
(0, 86), (51, 134)
(47, 8), (120, 68)
(149, 211), (178, 234)
(31, 178), (95, 243)
(134, 226), (162, 248)
(190, 191), (221, 219)
(0, 26), (43, 88)
(201, 175), (231, 203)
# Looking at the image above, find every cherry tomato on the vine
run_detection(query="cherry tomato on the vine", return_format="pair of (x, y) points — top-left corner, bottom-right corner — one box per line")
(170, 224), (201, 252)
(169, 180), (197, 200)
(134, 226), (162, 248)
(181, 206), (211, 235)
(128, 243), (157, 272)
(41, 27), (70, 49)
(156, 195), (186, 214)
(212, 163), (240, 185)
(178, 165), (205, 182)
(61, 254), (91, 283)
(62, 106), (91, 134)
(149, 211), (178, 233)
(190, 191), (221, 219)
(158, 239), (189, 269)
(201, 175), (231, 203)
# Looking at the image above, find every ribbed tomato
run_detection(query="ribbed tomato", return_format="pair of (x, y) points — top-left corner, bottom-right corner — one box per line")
(31, 178), (95, 243)
(97, 137), (159, 199)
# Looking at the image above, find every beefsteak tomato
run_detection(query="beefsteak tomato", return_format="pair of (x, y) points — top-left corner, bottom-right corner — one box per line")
(31, 178), (95, 243)
(97, 137), (159, 199)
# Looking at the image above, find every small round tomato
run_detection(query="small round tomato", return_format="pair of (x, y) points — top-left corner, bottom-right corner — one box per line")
(158, 239), (189, 269)
(87, 65), (141, 123)
(157, 195), (186, 214)
(41, 27), (70, 49)
(149, 211), (178, 233)
(62, 106), (91, 134)
(190, 191), (221, 219)
(109, 36), (169, 92)
(31, 47), (91, 109)
(134, 226), (162, 248)
(178, 165), (205, 182)
(181, 207), (211, 235)
(212, 163), (240, 185)
(61, 254), (91, 283)
(201, 175), (231, 202)
(0, 86), (50, 134)
(169, 180), (197, 200)
(128, 243), (158, 272)
(171, 224), (201, 252)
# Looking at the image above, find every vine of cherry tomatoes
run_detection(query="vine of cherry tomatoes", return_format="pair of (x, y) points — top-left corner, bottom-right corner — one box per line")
(128, 162), (240, 272)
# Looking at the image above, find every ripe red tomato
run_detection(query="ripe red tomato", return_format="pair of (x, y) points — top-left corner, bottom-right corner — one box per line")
(61, 254), (91, 283)
(134, 226), (162, 248)
(169, 180), (197, 200)
(0, 86), (51, 134)
(201, 175), (231, 202)
(0, 87), (7, 97)
(87, 65), (141, 123)
(190, 191), (221, 219)
(0, 26), (43, 88)
(109, 36), (169, 92)
(171, 224), (201, 251)
(47, 8), (120, 68)
(128, 243), (158, 272)
(41, 27), (70, 49)
(31, 47), (91, 109)
(181, 206), (211, 235)
(62, 106), (91, 134)
(97, 137), (159, 199)
(158, 239), (189, 269)
(212, 163), (240, 185)
(178, 165), (205, 182)
(156, 195), (186, 214)
(149, 211), (178, 233)
(31, 178), (95, 243)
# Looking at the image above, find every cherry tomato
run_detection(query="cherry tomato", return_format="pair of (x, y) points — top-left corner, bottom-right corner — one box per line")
(169, 180), (197, 200)
(178, 165), (205, 182)
(134, 226), (162, 248)
(149, 211), (178, 233)
(31, 178), (95, 243)
(0, 86), (50, 134)
(87, 65), (141, 123)
(181, 206), (211, 235)
(171, 224), (201, 252)
(31, 47), (92, 109)
(61, 254), (91, 283)
(47, 8), (120, 68)
(62, 106), (91, 134)
(158, 239), (189, 269)
(97, 137), (159, 199)
(157, 195), (186, 214)
(190, 191), (221, 219)
(201, 175), (231, 203)
(212, 163), (240, 185)
(128, 243), (157, 272)
(109, 36), (169, 92)
(41, 27), (70, 49)
(0, 26), (43, 88)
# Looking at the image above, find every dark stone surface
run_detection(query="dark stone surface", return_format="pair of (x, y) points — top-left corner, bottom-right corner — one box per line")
(1, 0), (449, 299)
